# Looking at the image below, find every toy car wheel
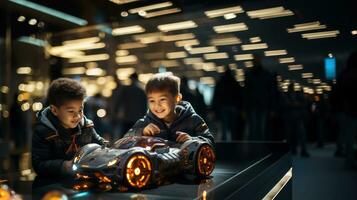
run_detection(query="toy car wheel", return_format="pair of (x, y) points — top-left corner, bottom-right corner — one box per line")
(196, 144), (216, 176)
(125, 153), (152, 189)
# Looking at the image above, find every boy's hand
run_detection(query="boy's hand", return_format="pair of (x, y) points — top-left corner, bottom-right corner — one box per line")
(176, 131), (192, 143)
(143, 123), (161, 136)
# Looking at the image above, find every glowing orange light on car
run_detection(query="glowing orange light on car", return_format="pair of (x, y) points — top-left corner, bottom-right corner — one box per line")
(0, 188), (11, 200)
(197, 145), (216, 176)
(125, 154), (152, 188)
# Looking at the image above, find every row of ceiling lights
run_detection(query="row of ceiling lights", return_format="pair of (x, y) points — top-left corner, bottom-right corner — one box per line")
(17, 15), (45, 28)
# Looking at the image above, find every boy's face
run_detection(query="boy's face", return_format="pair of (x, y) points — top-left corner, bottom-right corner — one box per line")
(50, 99), (84, 129)
(147, 90), (181, 123)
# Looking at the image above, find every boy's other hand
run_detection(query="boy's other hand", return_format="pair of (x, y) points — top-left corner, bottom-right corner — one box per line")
(143, 123), (161, 136)
(176, 131), (191, 143)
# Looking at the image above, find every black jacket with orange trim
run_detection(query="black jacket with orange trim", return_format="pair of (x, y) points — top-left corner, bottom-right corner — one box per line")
(125, 101), (214, 146)
(31, 106), (105, 177)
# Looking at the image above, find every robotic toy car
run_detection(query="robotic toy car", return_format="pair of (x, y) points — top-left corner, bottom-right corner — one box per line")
(72, 136), (215, 189)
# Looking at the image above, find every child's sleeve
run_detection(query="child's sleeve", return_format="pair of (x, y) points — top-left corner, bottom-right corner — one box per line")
(192, 115), (215, 145)
(31, 126), (66, 177)
(124, 117), (149, 137)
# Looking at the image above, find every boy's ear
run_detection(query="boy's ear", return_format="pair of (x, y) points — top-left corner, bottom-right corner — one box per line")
(50, 105), (58, 116)
(176, 93), (182, 102)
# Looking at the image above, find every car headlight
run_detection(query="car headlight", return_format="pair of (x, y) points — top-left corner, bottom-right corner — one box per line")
(107, 159), (118, 167)
(72, 164), (78, 171)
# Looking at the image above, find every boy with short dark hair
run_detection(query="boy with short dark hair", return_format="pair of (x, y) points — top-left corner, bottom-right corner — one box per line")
(125, 72), (214, 145)
(32, 78), (106, 177)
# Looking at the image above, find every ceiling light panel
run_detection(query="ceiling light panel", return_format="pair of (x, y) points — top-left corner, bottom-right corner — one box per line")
(189, 46), (218, 54)
(301, 30), (340, 39)
(129, 2), (173, 14)
(167, 51), (187, 59)
(203, 52), (229, 60)
(68, 54), (110, 63)
(279, 57), (295, 64)
(158, 20), (198, 32)
(161, 33), (195, 41)
(264, 50), (288, 56)
(210, 36), (241, 46)
(234, 54), (253, 61)
(241, 43), (268, 50)
(112, 25), (145, 36)
(287, 21), (327, 33)
(144, 8), (181, 18)
(247, 6), (293, 19)
(204, 6), (244, 18)
(213, 23), (248, 33)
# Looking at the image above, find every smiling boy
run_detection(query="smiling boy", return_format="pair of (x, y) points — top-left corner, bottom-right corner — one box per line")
(31, 78), (106, 177)
(125, 72), (214, 145)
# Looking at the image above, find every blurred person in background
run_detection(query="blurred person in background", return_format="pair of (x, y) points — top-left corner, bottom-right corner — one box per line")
(282, 82), (310, 157)
(212, 67), (242, 141)
(331, 51), (357, 168)
(244, 54), (276, 141)
(112, 72), (147, 139)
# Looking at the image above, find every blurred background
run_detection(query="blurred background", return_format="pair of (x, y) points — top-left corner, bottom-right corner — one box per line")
(0, 0), (356, 199)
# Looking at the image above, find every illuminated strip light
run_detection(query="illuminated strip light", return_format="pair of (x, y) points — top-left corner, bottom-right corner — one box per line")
(69, 54), (110, 63)
(189, 46), (218, 54)
(133, 32), (162, 44)
(49, 43), (106, 55)
(109, 0), (139, 5)
(262, 168), (292, 200)
(213, 23), (248, 33)
(86, 68), (106, 76)
(234, 54), (253, 61)
(183, 57), (203, 65)
(116, 50), (129, 56)
(9, 0), (87, 26)
(287, 21), (326, 33)
(301, 30), (340, 40)
(118, 42), (147, 49)
(63, 37), (100, 45)
(264, 50), (287, 56)
(144, 8), (181, 18)
(112, 25), (145, 36)
(204, 6), (244, 18)
(204, 52), (228, 60)
(313, 79), (321, 84)
(18, 36), (46, 47)
(115, 55), (138, 64)
(129, 2), (173, 14)
(352, 30), (357, 35)
(17, 67), (32, 74)
(175, 39), (200, 47)
(167, 51), (187, 59)
(302, 73), (313, 78)
(199, 62), (216, 71)
(62, 67), (86, 75)
(216, 66), (226, 73)
(210, 37), (241, 46)
(200, 77), (215, 85)
(161, 33), (195, 41)
(59, 51), (85, 58)
(241, 43), (268, 50)
(249, 37), (261, 43)
(288, 64), (303, 71)
(279, 57), (295, 64)
(247, 6), (293, 19)
(151, 60), (179, 68)
(158, 20), (197, 32)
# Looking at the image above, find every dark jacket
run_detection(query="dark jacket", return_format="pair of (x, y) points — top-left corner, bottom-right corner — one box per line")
(124, 101), (214, 145)
(31, 107), (105, 177)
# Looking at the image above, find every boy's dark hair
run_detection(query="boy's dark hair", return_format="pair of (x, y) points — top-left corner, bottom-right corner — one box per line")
(48, 78), (86, 107)
(145, 72), (180, 96)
